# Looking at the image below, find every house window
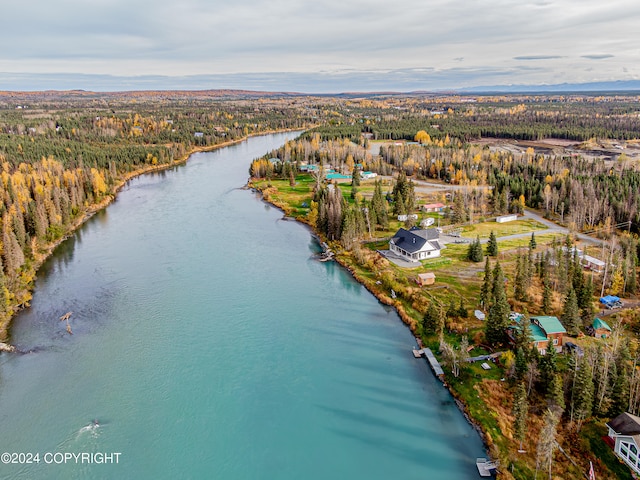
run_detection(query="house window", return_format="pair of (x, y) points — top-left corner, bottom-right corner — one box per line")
(553, 338), (558, 345)
(631, 444), (638, 455)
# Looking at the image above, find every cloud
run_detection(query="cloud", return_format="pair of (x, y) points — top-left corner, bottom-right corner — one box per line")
(513, 56), (565, 61)
(0, 0), (639, 90)
(581, 54), (615, 60)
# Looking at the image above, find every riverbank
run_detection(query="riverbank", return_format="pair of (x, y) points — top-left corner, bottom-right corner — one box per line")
(0, 130), (302, 341)
(249, 182), (495, 458)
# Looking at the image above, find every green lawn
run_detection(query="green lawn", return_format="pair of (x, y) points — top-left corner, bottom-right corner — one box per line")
(460, 219), (548, 238)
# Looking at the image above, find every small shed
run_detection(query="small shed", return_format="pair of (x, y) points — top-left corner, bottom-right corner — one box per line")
(582, 254), (606, 273)
(474, 310), (486, 321)
(592, 318), (612, 339)
(417, 272), (436, 286)
(496, 214), (518, 223)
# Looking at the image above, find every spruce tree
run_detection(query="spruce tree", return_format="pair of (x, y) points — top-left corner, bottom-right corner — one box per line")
(570, 355), (594, 429)
(458, 297), (468, 318)
(422, 302), (439, 335)
(579, 275), (594, 327)
(467, 236), (483, 262)
(542, 279), (552, 315)
(538, 346), (558, 395)
(514, 253), (528, 302)
(371, 180), (388, 229)
(610, 362), (630, 417)
(515, 347), (528, 381)
(485, 263), (510, 346)
(548, 373), (566, 411)
(512, 382), (529, 451)
(351, 166), (360, 187)
(561, 288), (581, 336)
(480, 257), (492, 308)
(447, 300), (458, 318)
(529, 232), (537, 250)
(486, 230), (498, 256)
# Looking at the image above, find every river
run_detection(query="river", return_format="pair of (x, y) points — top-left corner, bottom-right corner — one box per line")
(0, 132), (486, 479)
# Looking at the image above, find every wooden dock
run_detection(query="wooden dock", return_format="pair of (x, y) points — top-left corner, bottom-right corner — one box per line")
(411, 348), (445, 379)
(423, 348), (445, 377)
(476, 458), (497, 477)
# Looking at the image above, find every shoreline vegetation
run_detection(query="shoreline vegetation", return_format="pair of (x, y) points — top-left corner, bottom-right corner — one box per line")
(3, 91), (640, 479)
(248, 100), (640, 479)
(0, 136), (247, 338)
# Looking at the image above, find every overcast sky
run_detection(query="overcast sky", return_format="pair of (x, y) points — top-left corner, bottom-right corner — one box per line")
(1, 0), (639, 92)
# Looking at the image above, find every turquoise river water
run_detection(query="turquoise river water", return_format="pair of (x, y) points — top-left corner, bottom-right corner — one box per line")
(0, 132), (486, 479)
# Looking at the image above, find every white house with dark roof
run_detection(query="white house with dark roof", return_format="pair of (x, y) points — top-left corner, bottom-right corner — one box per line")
(606, 412), (640, 474)
(389, 227), (443, 262)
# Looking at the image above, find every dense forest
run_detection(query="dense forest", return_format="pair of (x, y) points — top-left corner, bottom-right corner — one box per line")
(249, 93), (640, 479)
(0, 92), (324, 336)
(2, 89), (640, 478)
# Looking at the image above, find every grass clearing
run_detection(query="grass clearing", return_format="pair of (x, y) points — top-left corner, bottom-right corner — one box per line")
(461, 219), (548, 238)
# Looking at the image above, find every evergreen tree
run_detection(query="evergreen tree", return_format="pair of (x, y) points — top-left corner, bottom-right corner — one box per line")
(570, 355), (594, 429)
(538, 345), (558, 394)
(514, 253), (528, 302)
(457, 297), (468, 318)
(422, 302), (439, 335)
(561, 288), (581, 336)
(467, 236), (484, 262)
(579, 275), (594, 327)
(451, 192), (467, 224)
(392, 171), (415, 215)
(529, 232), (537, 250)
(515, 347), (529, 381)
(485, 263), (510, 346)
(351, 166), (360, 187)
(446, 300), (458, 318)
(371, 180), (388, 229)
(492, 262), (505, 300)
(480, 257), (492, 308)
(486, 230), (498, 256)
(512, 382), (529, 451)
(542, 279), (552, 315)
(548, 373), (566, 411)
(610, 360), (630, 417)
(514, 314), (533, 352)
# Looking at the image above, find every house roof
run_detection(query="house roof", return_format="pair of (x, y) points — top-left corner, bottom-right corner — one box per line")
(607, 412), (640, 435)
(418, 272), (436, 280)
(532, 316), (567, 335)
(582, 254), (605, 267)
(593, 317), (612, 331)
(390, 228), (441, 254)
(507, 318), (548, 343)
(409, 226), (440, 240)
(424, 203), (445, 209)
(530, 323), (549, 343)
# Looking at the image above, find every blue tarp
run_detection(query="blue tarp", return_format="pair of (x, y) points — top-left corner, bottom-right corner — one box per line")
(600, 295), (620, 304)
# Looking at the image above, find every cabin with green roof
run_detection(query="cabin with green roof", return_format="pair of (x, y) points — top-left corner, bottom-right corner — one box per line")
(531, 316), (567, 353)
(508, 315), (567, 355)
(591, 317), (612, 339)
